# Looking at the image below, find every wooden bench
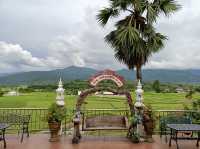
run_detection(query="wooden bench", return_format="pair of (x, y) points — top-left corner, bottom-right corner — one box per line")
(0, 114), (30, 142)
(82, 115), (129, 131)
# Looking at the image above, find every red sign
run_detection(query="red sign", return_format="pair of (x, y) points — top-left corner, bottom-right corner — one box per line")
(89, 69), (125, 87)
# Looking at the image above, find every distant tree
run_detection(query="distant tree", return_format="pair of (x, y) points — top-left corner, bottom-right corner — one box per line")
(195, 86), (200, 93)
(143, 82), (154, 92)
(19, 88), (34, 93)
(185, 89), (194, 100)
(65, 90), (73, 95)
(152, 80), (161, 93)
(0, 89), (4, 97)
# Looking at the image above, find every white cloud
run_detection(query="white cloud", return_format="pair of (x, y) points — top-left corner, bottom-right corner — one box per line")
(0, 41), (85, 72)
(145, 0), (200, 69)
(46, 7), (123, 70)
(0, 0), (200, 73)
(0, 41), (44, 66)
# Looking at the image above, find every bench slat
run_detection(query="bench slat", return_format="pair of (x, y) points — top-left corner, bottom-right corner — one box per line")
(82, 115), (129, 131)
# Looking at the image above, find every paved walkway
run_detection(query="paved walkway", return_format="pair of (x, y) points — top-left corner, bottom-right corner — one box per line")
(1, 134), (199, 149)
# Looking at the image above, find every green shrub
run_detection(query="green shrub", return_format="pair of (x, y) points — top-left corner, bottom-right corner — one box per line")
(47, 103), (67, 123)
(184, 99), (200, 124)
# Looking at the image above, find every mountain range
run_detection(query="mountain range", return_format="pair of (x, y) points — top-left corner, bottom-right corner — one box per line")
(0, 66), (200, 85)
(0, 73), (10, 77)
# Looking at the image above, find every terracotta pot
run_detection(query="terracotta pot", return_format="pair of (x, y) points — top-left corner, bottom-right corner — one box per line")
(144, 121), (155, 142)
(48, 122), (61, 142)
(143, 121), (154, 141)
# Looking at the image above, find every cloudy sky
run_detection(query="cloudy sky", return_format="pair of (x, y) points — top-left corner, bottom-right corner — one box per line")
(0, 0), (200, 73)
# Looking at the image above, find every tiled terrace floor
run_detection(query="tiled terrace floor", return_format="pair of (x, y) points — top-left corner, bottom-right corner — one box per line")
(1, 134), (199, 149)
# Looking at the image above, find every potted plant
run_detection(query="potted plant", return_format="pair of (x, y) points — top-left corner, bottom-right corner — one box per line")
(131, 132), (140, 143)
(47, 103), (66, 142)
(142, 106), (156, 142)
(127, 115), (140, 143)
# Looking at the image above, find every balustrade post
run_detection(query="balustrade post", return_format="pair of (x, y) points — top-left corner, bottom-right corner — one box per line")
(72, 111), (81, 144)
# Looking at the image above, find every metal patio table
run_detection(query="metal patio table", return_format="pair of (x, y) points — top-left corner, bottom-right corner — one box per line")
(0, 123), (9, 148)
(167, 124), (200, 149)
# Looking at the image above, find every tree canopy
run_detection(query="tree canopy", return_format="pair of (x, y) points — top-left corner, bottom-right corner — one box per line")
(97, 0), (180, 80)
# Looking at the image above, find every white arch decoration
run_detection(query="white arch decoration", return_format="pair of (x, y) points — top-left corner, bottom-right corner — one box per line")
(89, 69), (124, 87)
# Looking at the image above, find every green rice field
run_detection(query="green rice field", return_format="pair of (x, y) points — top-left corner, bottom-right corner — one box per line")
(0, 92), (199, 110)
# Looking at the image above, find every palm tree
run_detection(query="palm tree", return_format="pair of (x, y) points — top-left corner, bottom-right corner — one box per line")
(97, 0), (180, 81)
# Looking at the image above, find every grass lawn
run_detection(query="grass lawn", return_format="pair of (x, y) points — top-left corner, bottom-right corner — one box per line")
(0, 92), (199, 110)
(0, 91), (199, 132)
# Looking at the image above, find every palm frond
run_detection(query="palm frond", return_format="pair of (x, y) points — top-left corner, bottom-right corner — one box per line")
(142, 24), (155, 37)
(97, 7), (119, 26)
(146, 3), (159, 23)
(114, 48), (135, 69)
(155, 0), (181, 16)
(105, 30), (118, 49)
(110, 0), (132, 10)
(134, 0), (147, 13)
(115, 14), (146, 31)
(147, 32), (167, 52)
(116, 24), (140, 47)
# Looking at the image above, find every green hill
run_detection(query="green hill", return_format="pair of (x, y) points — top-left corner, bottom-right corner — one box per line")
(0, 66), (200, 85)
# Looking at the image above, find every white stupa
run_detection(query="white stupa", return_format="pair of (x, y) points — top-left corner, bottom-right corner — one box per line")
(56, 78), (65, 106)
(134, 80), (144, 108)
(134, 80), (145, 137)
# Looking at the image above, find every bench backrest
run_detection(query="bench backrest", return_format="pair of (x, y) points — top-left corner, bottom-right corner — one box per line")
(83, 115), (128, 130)
(161, 116), (192, 124)
(160, 115), (192, 131)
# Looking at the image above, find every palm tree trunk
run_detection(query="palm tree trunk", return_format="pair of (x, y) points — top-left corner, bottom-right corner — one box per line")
(136, 65), (142, 81)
